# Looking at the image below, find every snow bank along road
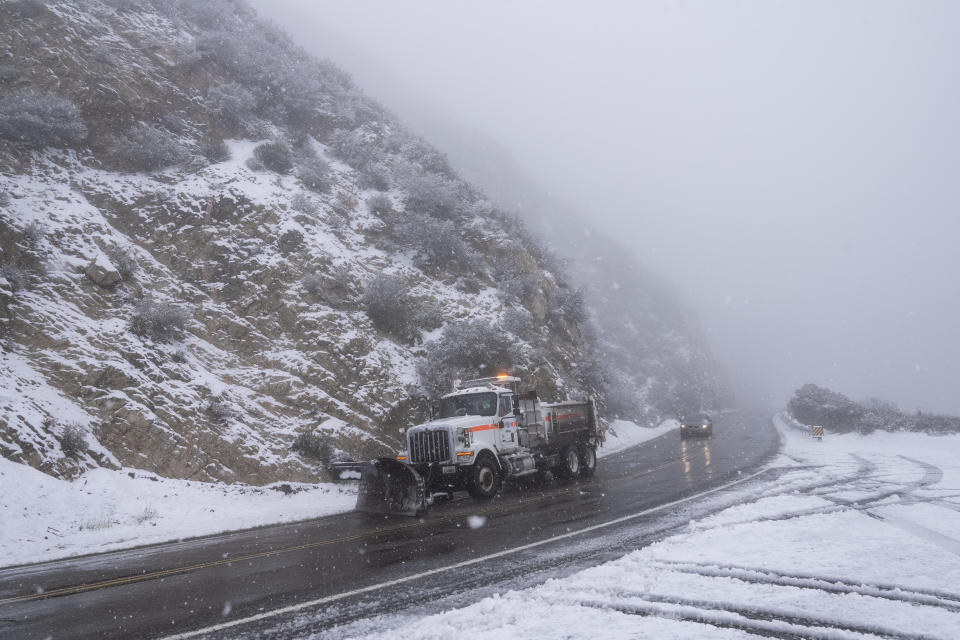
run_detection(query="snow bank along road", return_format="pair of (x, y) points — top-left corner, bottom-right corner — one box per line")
(0, 411), (779, 639)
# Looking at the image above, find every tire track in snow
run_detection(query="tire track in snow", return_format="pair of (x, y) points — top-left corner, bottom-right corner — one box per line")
(648, 560), (960, 612)
(575, 596), (932, 640)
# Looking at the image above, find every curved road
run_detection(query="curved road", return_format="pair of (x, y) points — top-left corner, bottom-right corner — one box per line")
(0, 410), (779, 639)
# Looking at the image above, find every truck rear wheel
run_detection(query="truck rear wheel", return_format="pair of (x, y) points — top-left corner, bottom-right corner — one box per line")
(557, 445), (581, 478)
(579, 445), (597, 477)
(467, 454), (502, 499)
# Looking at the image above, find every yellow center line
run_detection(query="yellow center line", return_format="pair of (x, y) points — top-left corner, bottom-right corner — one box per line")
(1, 450), (694, 607)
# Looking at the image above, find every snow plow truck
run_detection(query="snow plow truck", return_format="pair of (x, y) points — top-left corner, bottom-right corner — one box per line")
(357, 376), (602, 516)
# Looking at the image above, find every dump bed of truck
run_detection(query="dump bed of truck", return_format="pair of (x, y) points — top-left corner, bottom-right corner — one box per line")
(520, 398), (599, 450)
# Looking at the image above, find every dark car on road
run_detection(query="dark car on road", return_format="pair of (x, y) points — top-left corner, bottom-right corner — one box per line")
(680, 413), (713, 439)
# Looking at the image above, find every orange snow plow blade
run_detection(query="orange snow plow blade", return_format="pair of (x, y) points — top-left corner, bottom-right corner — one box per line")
(356, 458), (426, 516)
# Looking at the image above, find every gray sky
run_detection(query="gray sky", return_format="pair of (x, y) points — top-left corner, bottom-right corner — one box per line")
(252, 0), (960, 414)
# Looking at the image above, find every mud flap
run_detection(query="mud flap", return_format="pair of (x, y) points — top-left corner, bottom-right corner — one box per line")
(356, 458), (426, 517)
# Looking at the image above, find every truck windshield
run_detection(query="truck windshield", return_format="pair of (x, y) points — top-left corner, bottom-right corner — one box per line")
(437, 392), (498, 418)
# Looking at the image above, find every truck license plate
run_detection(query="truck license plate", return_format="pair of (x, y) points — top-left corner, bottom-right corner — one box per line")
(442, 465), (456, 474)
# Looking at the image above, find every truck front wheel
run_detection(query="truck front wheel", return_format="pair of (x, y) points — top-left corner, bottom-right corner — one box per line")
(467, 454), (502, 499)
(579, 445), (597, 477)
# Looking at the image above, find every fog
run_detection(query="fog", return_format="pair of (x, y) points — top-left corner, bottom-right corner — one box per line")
(251, 1), (960, 414)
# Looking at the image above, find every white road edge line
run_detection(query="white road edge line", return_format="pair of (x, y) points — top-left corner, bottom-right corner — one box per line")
(160, 467), (771, 640)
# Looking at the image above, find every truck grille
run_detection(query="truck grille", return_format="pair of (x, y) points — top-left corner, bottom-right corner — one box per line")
(409, 430), (451, 464)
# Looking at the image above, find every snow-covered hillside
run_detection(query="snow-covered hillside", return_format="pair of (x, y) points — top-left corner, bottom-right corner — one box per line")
(0, 0), (602, 483)
(0, 0), (723, 489)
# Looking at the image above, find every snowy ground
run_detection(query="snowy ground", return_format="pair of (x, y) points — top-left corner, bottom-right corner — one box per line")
(342, 415), (960, 640)
(0, 457), (355, 568)
(600, 418), (678, 457)
(1, 419), (673, 568)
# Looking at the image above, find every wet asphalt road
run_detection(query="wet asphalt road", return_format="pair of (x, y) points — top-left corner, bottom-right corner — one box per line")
(0, 411), (779, 640)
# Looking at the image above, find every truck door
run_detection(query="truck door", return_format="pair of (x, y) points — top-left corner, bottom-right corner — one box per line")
(498, 394), (519, 452)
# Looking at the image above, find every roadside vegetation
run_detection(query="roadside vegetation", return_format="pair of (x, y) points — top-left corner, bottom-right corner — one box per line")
(788, 383), (960, 434)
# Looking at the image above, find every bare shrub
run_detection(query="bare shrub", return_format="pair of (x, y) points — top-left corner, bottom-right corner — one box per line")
(252, 139), (293, 174)
(130, 298), (189, 342)
(107, 123), (189, 172)
(292, 431), (332, 464)
(0, 263), (27, 292)
(200, 138), (230, 163)
(60, 422), (88, 458)
(361, 274), (418, 343)
(0, 89), (87, 148)
(135, 505), (159, 524)
(206, 396), (236, 423)
(22, 221), (44, 247)
(80, 509), (116, 531)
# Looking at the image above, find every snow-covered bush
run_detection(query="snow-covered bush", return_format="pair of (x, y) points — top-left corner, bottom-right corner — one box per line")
(394, 213), (477, 272)
(415, 300), (444, 333)
(130, 298), (189, 342)
(297, 156), (332, 193)
(107, 123), (190, 172)
(59, 422), (88, 458)
(251, 139), (293, 174)
(358, 162), (392, 191)
(366, 193), (393, 217)
(500, 272), (542, 303)
(360, 274), (418, 343)
(302, 266), (356, 306)
(0, 89), (87, 148)
(418, 320), (518, 399)
(548, 286), (587, 327)
(329, 127), (379, 171)
(788, 384), (865, 432)
(206, 82), (257, 131)
(290, 192), (319, 215)
(106, 246), (138, 281)
(402, 172), (462, 219)
(301, 272), (325, 296)
(503, 307), (536, 339)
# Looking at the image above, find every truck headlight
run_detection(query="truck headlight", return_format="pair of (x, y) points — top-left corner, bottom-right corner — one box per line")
(457, 427), (471, 447)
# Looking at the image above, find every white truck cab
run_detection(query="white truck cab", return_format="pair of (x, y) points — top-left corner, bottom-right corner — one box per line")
(394, 375), (600, 501)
